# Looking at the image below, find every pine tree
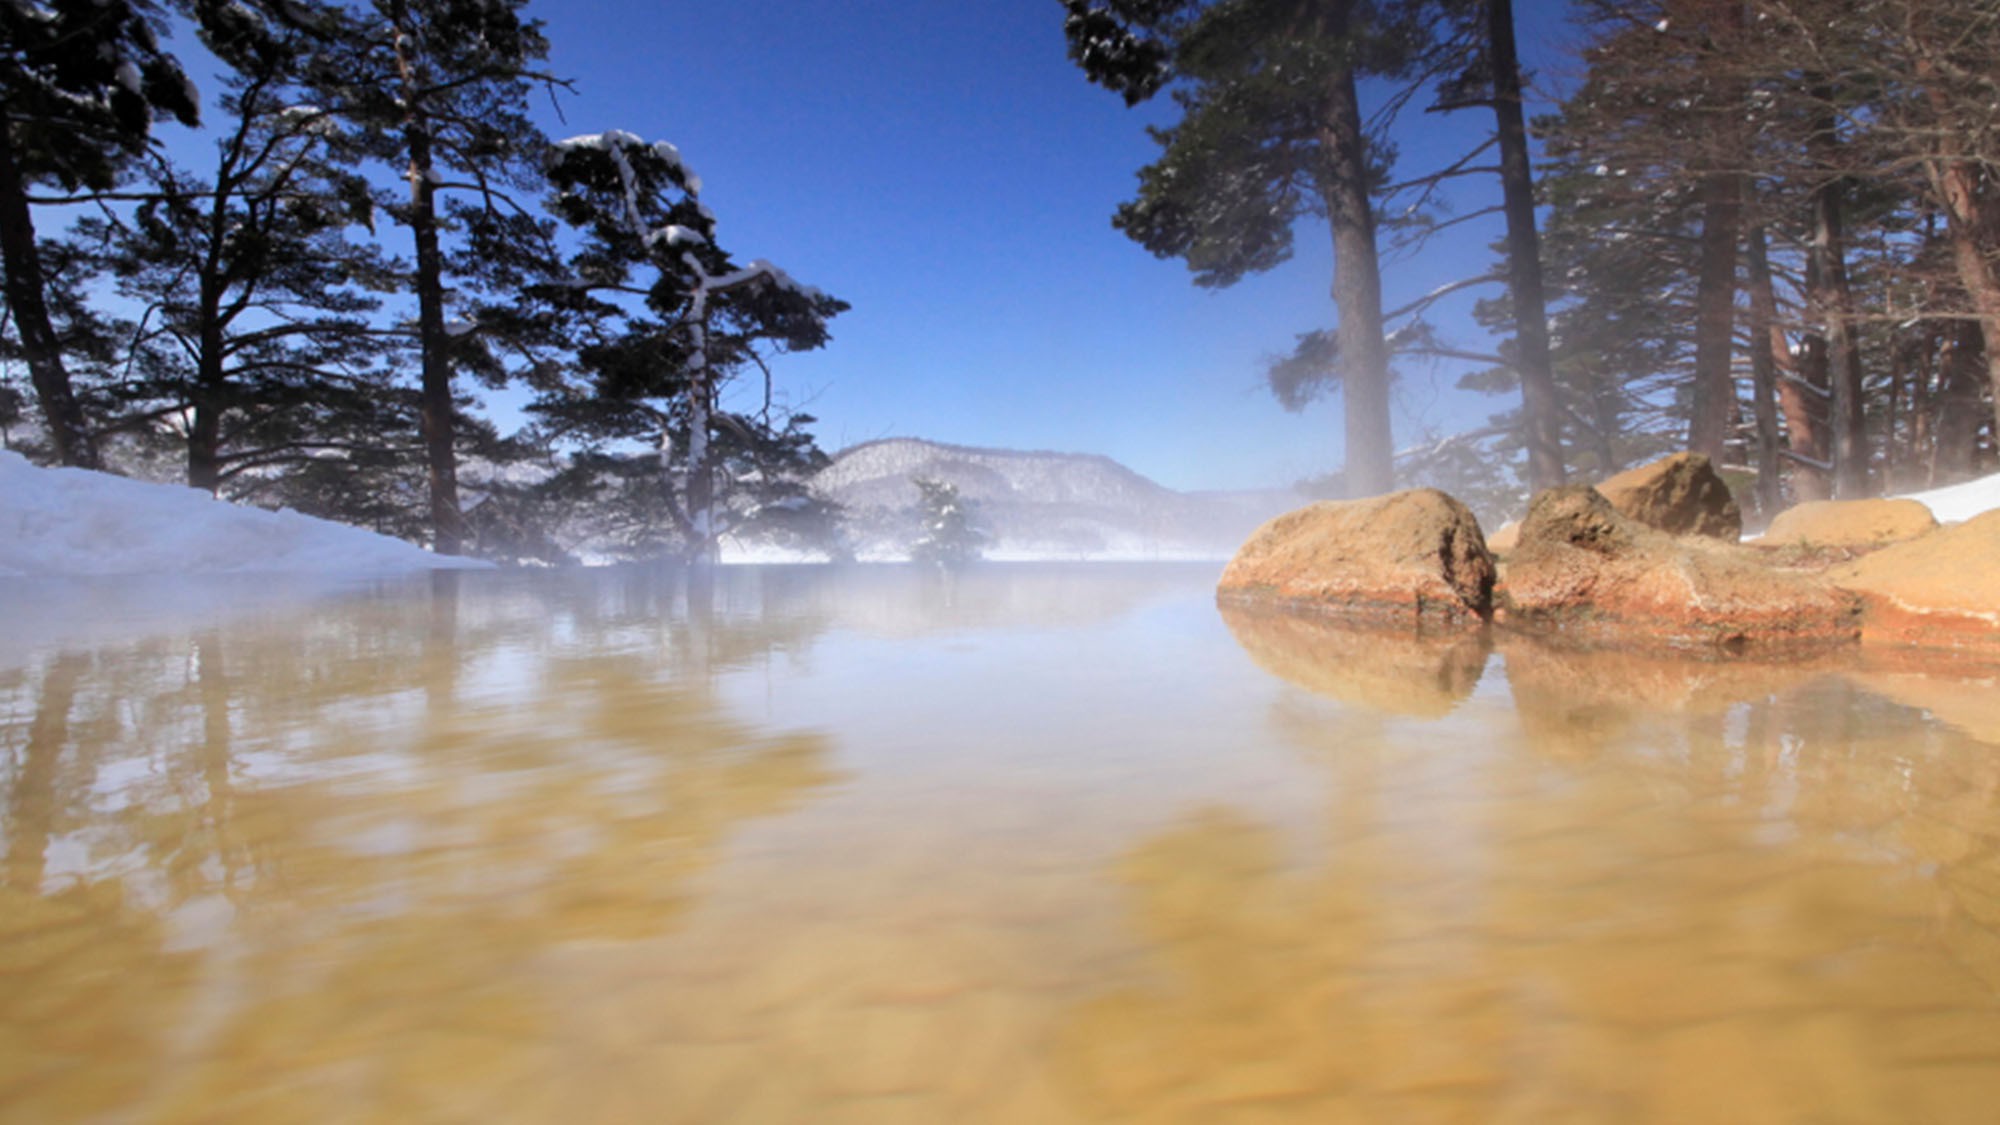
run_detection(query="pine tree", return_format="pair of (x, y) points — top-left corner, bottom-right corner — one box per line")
(89, 43), (408, 496)
(1062, 0), (1441, 497)
(533, 131), (848, 564)
(302, 0), (564, 554)
(908, 478), (986, 568)
(0, 0), (201, 467)
(1417, 0), (1566, 491)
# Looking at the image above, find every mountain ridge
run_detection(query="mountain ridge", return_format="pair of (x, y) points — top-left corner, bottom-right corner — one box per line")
(811, 437), (1303, 560)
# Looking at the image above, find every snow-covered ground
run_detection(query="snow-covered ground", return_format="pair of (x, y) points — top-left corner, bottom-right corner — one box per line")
(0, 450), (489, 577)
(1898, 471), (2000, 524)
(2, 445), (1996, 579)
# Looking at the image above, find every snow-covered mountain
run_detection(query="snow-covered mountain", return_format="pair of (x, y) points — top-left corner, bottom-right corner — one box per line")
(813, 438), (1305, 560)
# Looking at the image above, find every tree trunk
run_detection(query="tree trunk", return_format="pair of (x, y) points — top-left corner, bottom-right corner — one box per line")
(1812, 182), (1867, 497)
(1931, 158), (2000, 457)
(188, 274), (228, 493)
(1319, 1), (1394, 498)
(1487, 0), (1564, 491)
(1802, 91), (1867, 498)
(1689, 170), (1743, 462)
(0, 126), (97, 469)
(188, 388), (223, 494)
(686, 375), (715, 565)
(1933, 317), (1985, 482)
(393, 3), (464, 556)
(1684, 0), (1746, 466)
(1752, 228), (1832, 498)
(1743, 225), (1784, 516)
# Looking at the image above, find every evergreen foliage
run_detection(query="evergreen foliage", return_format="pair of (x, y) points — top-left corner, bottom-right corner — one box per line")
(908, 477), (987, 568)
(299, 0), (565, 553)
(530, 131), (849, 564)
(8, 2), (2000, 560)
(0, 0), (203, 467)
(1062, 0), (1442, 496)
(86, 44), (409, 497)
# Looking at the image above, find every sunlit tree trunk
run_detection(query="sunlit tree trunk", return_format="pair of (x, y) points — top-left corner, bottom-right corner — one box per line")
(1753, 226), (1830, 502)
(1488, 0), (1564, 491)
(1320, 0), (1394, 498)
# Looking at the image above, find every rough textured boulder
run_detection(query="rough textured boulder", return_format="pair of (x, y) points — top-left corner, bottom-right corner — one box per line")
(1216, 489), (1493, 628)
(1761, 498), (1938, 549)
(1596, 452), (1742, 541)
(1500, 486), (1860, 652)
(1486, 520), (1521, 555)
(1830, 510), (2000, 651)
(1220, 602), (1490, 718)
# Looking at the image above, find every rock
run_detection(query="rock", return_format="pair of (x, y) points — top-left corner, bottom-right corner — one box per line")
(1830, 510), (2000, 651)
(1596, 452), (1742, 541)
(1486, 520), (1521, 555)
(1220, 602), (1490, 718)
(1500, 486), (1861, 653)
(1761, 498), (1938, 549)
(1216, 489), (1494, 628)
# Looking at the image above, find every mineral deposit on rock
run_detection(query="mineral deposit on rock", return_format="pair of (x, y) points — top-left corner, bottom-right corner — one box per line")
(1501, 486), (1859, 652)
(1830, 510), (2000, 651)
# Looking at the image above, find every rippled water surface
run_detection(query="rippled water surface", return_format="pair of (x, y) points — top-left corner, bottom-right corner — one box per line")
(5, 563), (2000, 1123)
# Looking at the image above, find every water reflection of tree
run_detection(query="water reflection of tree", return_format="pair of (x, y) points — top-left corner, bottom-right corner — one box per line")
(0, 569), (843, 1120)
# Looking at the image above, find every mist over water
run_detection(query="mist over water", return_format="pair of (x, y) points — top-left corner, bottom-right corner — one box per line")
(4, 563), (2000, 1122)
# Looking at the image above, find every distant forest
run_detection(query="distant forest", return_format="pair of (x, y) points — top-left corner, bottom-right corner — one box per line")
(5, 1), (1997, 561)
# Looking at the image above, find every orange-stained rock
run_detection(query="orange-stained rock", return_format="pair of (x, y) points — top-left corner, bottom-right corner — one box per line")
(1830, 510), (2000, 652)
(1500, 486), (1860, 653)
(1219, 601), (1490, 718)
(1216, 490), (1494, 628)
(1486, 520), (1521, 555)
(1762, 498), (1938, 549)
(1596, 452), (1742, 541)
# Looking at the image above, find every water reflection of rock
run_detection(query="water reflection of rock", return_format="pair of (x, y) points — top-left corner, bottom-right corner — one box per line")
(1218, 603), (1490, 718)
(1060, 679), (2000, 1121)
(1846, 651), (2000, 746)
(0, 573), (843, 1120)
(1499, 637), (1843, 762)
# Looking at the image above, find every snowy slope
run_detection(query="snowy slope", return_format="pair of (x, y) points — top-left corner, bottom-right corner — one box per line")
(815, 438), (1177, 509)
(1900, 469), (2000, 524)
(0, 450), (490, 577)
(814, 438), (1305, 560)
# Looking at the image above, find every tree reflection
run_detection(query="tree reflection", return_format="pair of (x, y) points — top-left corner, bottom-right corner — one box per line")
(0, 570), (844, 1119)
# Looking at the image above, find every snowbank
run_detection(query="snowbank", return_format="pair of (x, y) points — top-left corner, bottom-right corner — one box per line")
(1899, 470), (2000, 525)
(0, 450), (490, 577)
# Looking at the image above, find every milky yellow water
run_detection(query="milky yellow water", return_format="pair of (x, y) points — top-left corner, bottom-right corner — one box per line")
(5, 563), (2000, 1123)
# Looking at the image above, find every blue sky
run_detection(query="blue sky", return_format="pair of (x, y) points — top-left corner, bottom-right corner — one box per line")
(163, 2), (1577, 493)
